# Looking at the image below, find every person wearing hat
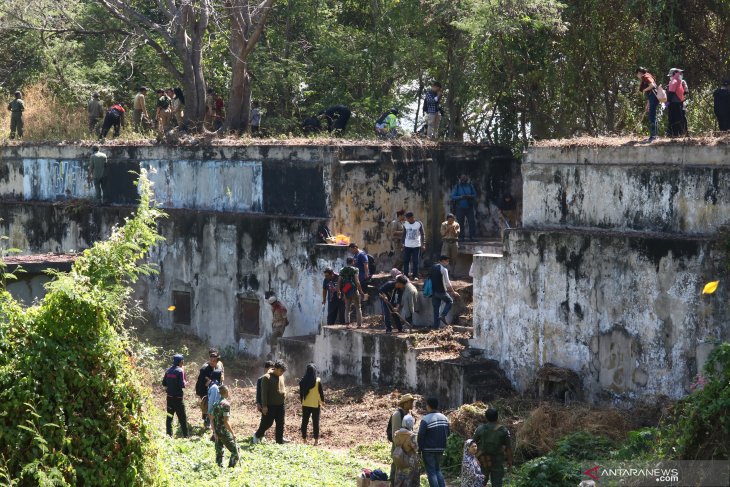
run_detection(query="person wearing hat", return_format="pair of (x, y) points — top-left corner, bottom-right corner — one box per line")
(389, 394), (416, 485)
(386, 210), (406, 269)
(7, 91), (24, 139)
(253, 360), (288, 444)
(714, 79), (730, 131)
(155, 88), (173, 135)
(133, 86), (149, 132)
(195, 348), (225, 429)
(162, 353), (189, 437)
(440, 213), (460, 270)
(267, 296), (289, 358)
(87, 92), (104, 136)
(667, 68), (686, 137)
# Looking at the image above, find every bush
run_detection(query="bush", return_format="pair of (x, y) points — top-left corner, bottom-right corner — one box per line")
(512, 455), (582, 487)
(612, 428), (658, 460)
(552, 431), (614, 461)
(0, 174), (165, 485)
(441, 433), (466, 475)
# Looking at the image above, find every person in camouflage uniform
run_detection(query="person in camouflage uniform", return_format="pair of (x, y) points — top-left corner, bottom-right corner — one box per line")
(472, 408), (513, 487)
(212, 385), (238, 468)
(7, 91), (24, 139)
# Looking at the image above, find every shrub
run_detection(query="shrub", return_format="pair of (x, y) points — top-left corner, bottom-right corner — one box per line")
(612, 428), (658, 460)
(441, 433), (466, 475)
(552, 431), (614, 461)
(512, 455), (582, 487)
(0, 173), (165, 485)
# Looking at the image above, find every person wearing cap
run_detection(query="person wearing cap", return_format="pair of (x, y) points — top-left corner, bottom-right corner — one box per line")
(7, 91), (24, 139)
(162, 353), (189, 437)
(440, 213), (460, 269)
(195, 348), (225, 429)
(635, 67), (659, 142)
(667, 68), (686, 137)
(387, 210), (406, 269)
(87, 92), (104, 136)
(253, 360), (288, 444)
(99, 102), (125, 140)
(155, 88), (173, 135)
(133, 86), (149, 132)
(402, 212), (426, 281)
(267, 296), (289, 358)
(389, 394), (415, 485)
(714, 80), (730, 131)
(211, 385), (239, 467)
(87, 146), (107, 202)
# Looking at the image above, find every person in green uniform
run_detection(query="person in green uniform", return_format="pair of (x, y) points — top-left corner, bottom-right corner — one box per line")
(472, 408), (513, 487)
(7, 91), (24, 139)
(87, 146), (107, 202)
(211, 385), (239, 467)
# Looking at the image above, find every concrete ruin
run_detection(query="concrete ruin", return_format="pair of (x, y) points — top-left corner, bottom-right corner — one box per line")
(472, 144), (730, 405)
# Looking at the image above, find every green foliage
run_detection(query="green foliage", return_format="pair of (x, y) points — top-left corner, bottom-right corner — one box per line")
(0, 172), (165, 485)
(512, 455), (582, 487)
(441, 432), (465, 474)
(660, 342), (730, 460)
(552, 431), (614, 461)
(350, 441), (392, 465)
(611, 428), (658, 460)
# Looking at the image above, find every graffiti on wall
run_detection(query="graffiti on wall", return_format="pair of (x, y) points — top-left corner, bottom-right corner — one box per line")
(49, 160), (90, 198)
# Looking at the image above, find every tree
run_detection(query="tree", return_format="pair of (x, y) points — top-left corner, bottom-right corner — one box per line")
(95, 0), (212, 124)
(225, 0), (276, 132)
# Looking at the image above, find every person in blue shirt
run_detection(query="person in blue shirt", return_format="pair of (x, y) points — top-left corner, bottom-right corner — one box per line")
(348, 243), (371, 289)
(206, 369), (223, 428)
(162, 353), (189, 437)
(451, 174), (477, 241)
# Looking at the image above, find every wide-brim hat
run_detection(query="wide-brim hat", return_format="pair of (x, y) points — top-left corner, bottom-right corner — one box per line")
(667, 68), (684, 77)
(398, 393), (415, 406)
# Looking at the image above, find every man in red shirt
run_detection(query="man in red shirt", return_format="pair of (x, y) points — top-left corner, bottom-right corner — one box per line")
(636, 67), (658, 142)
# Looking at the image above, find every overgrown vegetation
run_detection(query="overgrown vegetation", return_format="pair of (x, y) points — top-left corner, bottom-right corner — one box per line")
(0, 173), (165, 485)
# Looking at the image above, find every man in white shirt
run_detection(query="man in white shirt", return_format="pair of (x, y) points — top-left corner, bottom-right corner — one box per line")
(428, 255), (459, 329)
(402, 211), (425, 281)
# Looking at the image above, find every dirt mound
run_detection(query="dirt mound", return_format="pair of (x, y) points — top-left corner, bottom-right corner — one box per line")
(449, 402), (489, 438)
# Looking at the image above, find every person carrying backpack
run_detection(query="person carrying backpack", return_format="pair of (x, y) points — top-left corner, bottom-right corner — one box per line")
(337, 257), (365, 327)
(472, 408), (513, 487)
(388, 394), (415, 486)
(375, 108), (400, 139)
(667, 69), (686, 137)
(393, 414), (420, 487)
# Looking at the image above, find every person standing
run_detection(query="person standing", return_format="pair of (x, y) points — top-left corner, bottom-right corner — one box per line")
(195, 349), (225, 429)
(393, 414), (420, 487)
(417, 397), (450, 487)
(170, 87), (185, 128)
(162, 353), (189, 437)
(338, 257), (365, 328)
(348, 243), (371, 290)
(400, 276), (418, 325)
(255, 360), (275, 413)
(299, 363), (325, 445)
(87, 146), (107, 203)
(99, 102), (125, 139)
(322, 268), (345, 325)
(379, 275), (407, 333)
(266, 296), (289, 358)
(206, 369), (223, 429)
(460, 439), (485, 487)
(133, 86), (149, 132)
(87, 93), (104, 136)
(388, 394), (415, 485)
(250, 101), (262, 135)
(429, 255), (460, 329)
(402, 212), (425, 281)
(713, 80), (730, 131)
(635, 67), (658, 142)
(495, 194), (518, 237)
(440, 213), (460, 265)
(155, 88), (172, 135)
(451, 175), (477, 241)
(387, 210), (406, 269)
(423, 82), (443, 138)
(213, 92), (226, 131)
(667, 69), (686, 137)
(211, 385), (239, 467)
(472, 408), (513, 487)
(253, 360), (287, 444)
(7, 91), (24, 139)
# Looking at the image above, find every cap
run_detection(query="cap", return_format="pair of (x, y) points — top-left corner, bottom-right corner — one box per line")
(398, 393), (415, 406)
(267, 296), (277, 304)
(173, 353), (184, 365)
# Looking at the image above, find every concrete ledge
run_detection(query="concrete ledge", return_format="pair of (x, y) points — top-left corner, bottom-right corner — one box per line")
(525, 144), (730, 167)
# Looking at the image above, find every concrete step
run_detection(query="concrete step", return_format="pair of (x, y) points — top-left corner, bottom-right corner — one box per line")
(451, 325), (473, 334)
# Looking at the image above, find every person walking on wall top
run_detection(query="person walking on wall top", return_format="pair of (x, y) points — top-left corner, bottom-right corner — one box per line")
(7, 91), (24, 139)
(87, 92), (104, 136)
(132, 86), (149, 132)
(635, 67), (658, 142)
(423, 82), (444, 138)
(299, 363), (325, 445)
(667, 68), (687, 137)
(714, 80), (730, 131)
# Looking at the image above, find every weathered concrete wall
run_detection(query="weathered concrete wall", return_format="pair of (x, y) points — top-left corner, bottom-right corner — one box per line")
(523, 145), (730, 233)
(0, 202), (342, 353)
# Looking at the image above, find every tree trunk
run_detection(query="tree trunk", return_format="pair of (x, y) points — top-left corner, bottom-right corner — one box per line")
(228, 58), (251, 133)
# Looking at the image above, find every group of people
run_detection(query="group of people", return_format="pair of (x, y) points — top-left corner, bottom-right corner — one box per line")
(387, 395), (513, 487)
(162, 350), (326, 468)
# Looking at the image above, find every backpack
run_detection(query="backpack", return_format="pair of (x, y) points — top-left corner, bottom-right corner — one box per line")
(367, 254), (377, 276)
(386, 408), (405, 442)
(423, 278), (433, 298)
(376, 111), (390, 125)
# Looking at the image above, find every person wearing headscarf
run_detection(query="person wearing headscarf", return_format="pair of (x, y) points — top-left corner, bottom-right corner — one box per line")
(393, 414), (420, 487)
(461, 439), (485, 487)
(299, 363), (325, 445)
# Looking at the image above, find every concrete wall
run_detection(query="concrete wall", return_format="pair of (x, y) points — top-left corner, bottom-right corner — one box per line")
(523, 145), (730, 233)
(0, 202), (344, 354)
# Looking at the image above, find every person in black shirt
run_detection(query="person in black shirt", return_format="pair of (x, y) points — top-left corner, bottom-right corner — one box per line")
(379, 275), (407, 333)
(162, 353), (188, 437)
(714, 80), (730, 131)
(195, 349), (224, 429)
(255, 360), (275, 412)
(322, 268), (344, 325)
(318, 105), (351, 134)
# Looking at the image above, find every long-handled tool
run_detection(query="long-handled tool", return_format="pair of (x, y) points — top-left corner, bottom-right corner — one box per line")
(378, 293), (413, 334)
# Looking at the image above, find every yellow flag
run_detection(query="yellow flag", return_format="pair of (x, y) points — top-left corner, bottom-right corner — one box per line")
(702, 281), (719, 295)
(167, 305), (176, 311)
